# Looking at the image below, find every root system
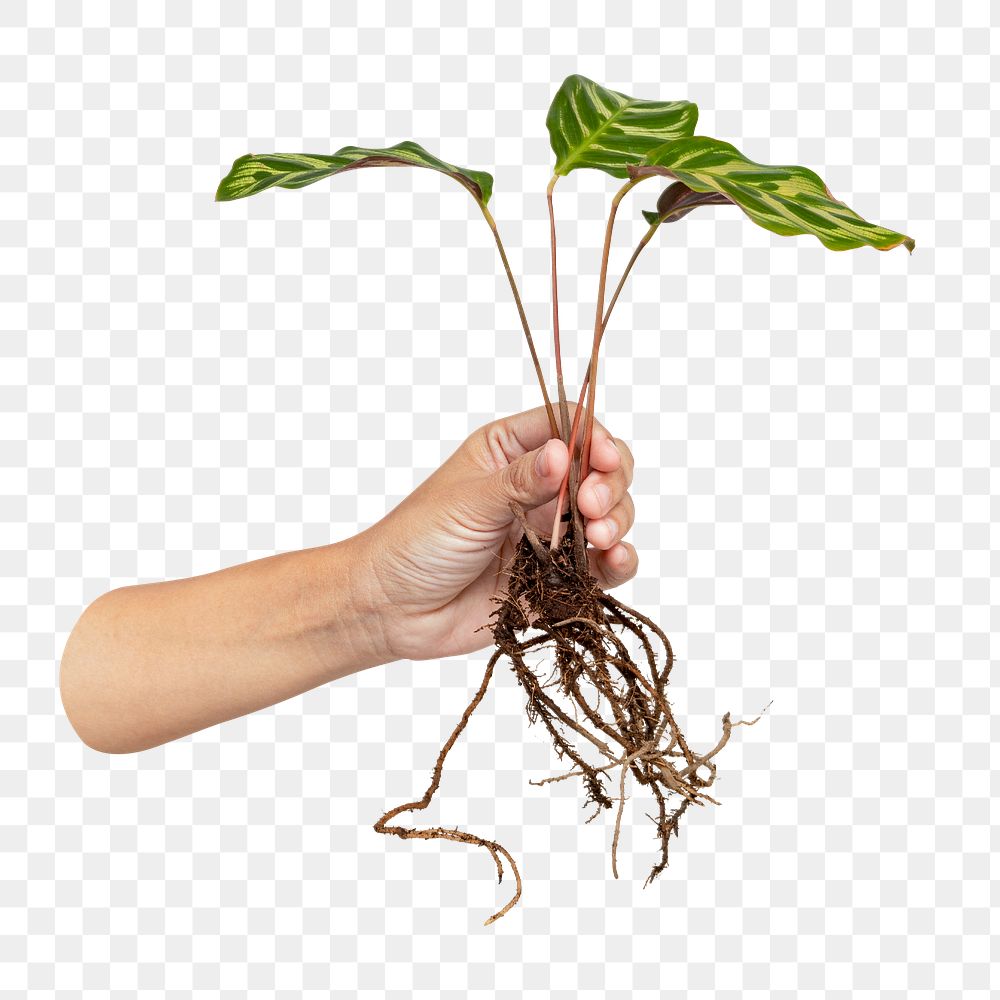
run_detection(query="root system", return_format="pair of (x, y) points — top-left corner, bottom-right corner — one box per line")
(374, 514), (765, 925)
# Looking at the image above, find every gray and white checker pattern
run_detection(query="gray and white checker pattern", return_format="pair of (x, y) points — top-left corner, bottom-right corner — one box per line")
(1, 1), (995, 995)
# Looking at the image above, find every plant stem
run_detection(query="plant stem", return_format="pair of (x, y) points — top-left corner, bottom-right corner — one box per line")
(546, 175), (571, 445)
(574, 218), (660, 400)
(478, 202), (559, 439)
(549, 220), (659, 549)
(571, 195), (708, 407)
(549, 179), (645, 551)
(580, 178), (642, 482)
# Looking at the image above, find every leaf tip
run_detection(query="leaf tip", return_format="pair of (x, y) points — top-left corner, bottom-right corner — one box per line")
(879, 233), (916, 253)
(214, 179), (242, 203)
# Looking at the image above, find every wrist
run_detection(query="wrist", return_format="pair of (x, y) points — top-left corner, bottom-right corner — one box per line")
(299, 528), (397, 679)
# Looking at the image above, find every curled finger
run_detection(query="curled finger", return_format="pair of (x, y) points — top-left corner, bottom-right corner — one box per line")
(584, 494), (635, 550)
(587, 541), (638, 590)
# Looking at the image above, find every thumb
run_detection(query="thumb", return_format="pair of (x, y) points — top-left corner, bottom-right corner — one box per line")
(476, 437), (569, 526)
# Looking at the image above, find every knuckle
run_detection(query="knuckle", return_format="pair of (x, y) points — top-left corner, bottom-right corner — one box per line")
(481, 417), (503, 444)
(622, 495), (636, 530)
(612, 466), (629, 496)
(504, 456), (533, 499)
(616, 439), (635, 483)
(483, 417), (514, 455)
(464, 422), (500, 470)
(612, 497), (634, 534)
(481, 417), (533, 473)
(607, 503), (625, 532)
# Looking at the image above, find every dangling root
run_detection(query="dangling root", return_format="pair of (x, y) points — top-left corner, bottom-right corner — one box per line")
(373, 649), (522, 926)
(374, 520), (767, 924)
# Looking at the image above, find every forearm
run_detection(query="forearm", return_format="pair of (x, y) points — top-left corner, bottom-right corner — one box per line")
(59, 531), (391, 753)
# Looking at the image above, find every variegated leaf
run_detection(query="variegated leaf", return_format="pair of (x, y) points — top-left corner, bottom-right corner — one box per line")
(216, 140), (493, 205)
(631, 136), (914, 252)
(546, 75), (698, 179)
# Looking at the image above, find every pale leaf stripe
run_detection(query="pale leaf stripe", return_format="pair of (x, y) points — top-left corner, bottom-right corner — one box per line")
(216, 141), (493, 205)
(633, 136), (914, 253)
(547, 75), (698, 178)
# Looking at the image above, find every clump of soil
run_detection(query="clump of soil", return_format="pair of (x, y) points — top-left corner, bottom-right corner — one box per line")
(375, 516), (762, 925)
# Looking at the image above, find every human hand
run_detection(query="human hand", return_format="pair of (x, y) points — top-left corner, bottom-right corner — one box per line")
(355, 405), (638, 662)
(59, 404), (637, 752)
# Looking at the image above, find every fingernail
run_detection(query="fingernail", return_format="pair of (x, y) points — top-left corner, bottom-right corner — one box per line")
(535, 443), (551, 477)
(593, 483), (611, 512)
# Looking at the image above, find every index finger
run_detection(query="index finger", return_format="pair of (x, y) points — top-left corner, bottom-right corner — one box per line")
(486, 401), (585, 460)
(483, 405), (629, 479)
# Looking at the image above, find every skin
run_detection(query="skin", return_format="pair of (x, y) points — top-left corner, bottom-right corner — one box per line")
(60, 405), (637, 754)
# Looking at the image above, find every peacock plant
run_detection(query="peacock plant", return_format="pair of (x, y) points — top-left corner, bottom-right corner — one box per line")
(217, 73), (913, 925)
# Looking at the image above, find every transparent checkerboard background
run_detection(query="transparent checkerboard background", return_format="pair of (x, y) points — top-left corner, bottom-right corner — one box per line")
(1, 1), (995, 995)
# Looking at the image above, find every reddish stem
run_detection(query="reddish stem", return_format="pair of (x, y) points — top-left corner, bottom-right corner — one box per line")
(574, 220), (658, 405)
(580, 180), (637, 481)
(478, 202), (559, 439)
(550, 180), (644, 550)
(547, 175), (570, 444)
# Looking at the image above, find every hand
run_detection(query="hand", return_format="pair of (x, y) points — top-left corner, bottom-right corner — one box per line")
(357, 404), (638, 661)
(59, 404), (637, 752)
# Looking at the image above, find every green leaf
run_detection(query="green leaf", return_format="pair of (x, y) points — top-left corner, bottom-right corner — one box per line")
(641, 180), (732, 226)
(546, 75), (698, 179)
(631, 136), (914, 252)
(215, 140), (494, 205)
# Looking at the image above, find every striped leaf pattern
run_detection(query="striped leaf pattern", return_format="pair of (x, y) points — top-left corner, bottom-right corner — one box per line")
(546, 75), (698, 178)
(632, 136), (914, 252)
(215, 141), (493, 205)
